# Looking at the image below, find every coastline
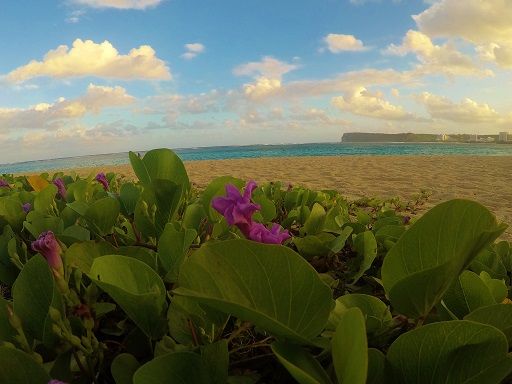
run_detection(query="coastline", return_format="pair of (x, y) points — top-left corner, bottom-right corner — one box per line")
(20, 154), (512, 239)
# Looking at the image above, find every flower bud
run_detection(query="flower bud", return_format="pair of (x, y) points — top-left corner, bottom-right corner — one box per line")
(95, 173), (109, 191)
(48, 307), (61, 322)
(31, 231), (64, 275)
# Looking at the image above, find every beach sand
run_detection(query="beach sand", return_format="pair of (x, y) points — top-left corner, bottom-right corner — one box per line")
(38, 155), (512, 239)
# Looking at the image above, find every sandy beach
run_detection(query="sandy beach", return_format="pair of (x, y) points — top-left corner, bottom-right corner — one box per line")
(38, 155), (512, 239)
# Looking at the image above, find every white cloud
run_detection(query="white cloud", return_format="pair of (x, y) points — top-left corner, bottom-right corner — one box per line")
(385, 30), (491, 77)
(181, 43), (205, 60)
(70, 0), (163, 10)
(243, 77), (282, 100)
(323, 34), (368, 53)
(413, 0), (512, 68)
(416, 92), (501, 123)
(0, 84), (135, 131)
(5, 39), (171, 83)
(332, 87), (421, 121)
(233, 56), (298, 80)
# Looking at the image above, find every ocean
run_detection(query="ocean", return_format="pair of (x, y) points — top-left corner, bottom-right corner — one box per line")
(2, 142), (512, 174)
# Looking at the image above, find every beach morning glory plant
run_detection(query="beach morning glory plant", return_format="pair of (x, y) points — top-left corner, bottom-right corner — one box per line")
(0, 179), (10, 188)
(212, 181), (290, 244)
(53, 178), (67, 200)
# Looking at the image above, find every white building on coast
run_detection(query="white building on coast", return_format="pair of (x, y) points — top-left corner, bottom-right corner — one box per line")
(499, 132), (509, 142)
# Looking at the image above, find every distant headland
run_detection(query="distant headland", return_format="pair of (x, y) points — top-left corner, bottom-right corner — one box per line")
(341, 132), (512, 144)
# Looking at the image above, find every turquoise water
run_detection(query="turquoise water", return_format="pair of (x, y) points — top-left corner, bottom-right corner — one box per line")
(2, 142), (512, 174)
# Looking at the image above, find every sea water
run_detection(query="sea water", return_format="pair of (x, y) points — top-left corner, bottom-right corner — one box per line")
(2, 142), (512, 174)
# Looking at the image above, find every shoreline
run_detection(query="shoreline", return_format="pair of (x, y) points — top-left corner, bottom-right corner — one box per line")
(16, 155), (512, 240)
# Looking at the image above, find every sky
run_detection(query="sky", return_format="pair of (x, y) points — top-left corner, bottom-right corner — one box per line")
(1, 0), (512, 163)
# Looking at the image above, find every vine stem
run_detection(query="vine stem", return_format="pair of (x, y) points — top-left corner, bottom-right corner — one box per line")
(227, 321), (252, 344)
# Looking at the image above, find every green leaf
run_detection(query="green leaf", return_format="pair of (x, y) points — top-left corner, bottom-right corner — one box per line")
(174, 239), (333, 344)
(367, 348), (386, 384)
(351, 231), (377, 284)
(0, 297), (16, 343)
(0, 347), (51, 383)
(84, 197), (120, 236)
(387, 320), (512, 384)
(158, 223), (197, 282)
(328, 294), (392, 338)
(33, 184), (57, 215)
(133, 352), (209, 384)
(328, 226), (352, 253)
(182, 203), (207, 232)
(111, 353), (140, 384)
(381, 199), (506, 318)
(302, 203), (326, 236)
(134, 180), (182, 238)
(65, 240), (116, 273)
(129, 149), (189, 190)
(271, 341), (332, 384)
(0, 197), (25, 231)
(12, 255), (63, 345)
(441, 270), (495, 318)
(293, 235), (332, 259)
(252, 191), (277, 222)
(201, 340), (229, 384)
(464, 304), (512, 345)
(0, 225), (18, 285)
(479, 271), (508, 303)
(332, 307), (367, 384)
(119, 182), (141, 216)
(117, 246), (159, 271)
(470, 247), (508, 279)
(89, 255), (167, 339)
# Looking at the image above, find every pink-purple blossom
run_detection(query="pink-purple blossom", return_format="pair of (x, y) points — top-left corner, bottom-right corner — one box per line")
(212, 181), (260, 235)
(53, 178), (67, 200)
(248, 222), (291, 244)
(212, 181), (290, 244)
(31, 231), (63, 275)
(95, 172), (109, 191)
(22, 202), (31, 213)
(48, 380), (67, 384)
(0, 179), (10, 188)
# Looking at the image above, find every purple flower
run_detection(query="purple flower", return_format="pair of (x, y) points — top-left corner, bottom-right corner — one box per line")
(31, 231), (63, 274)
(95, 172), (109, 191)
(248, 222), (291, 244)
(0, 179), (10, 188)
(403, 215), (411, 225)
(53, 178), (67, 200)
(48, 380), (68, 384)
(22, 202), (32, 213)
(212, 181), (260, 233)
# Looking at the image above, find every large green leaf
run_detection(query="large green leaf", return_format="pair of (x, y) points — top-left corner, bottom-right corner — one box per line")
(367, 348), (386, 384)
(158, 223), (197, 282)
(332, 307), (367, 384)
(129, 149), (189, 190)
(381, 199), (506, 318)
(387, 320), (512, 383)
(111, 353), (140, 384)
(0, 297), (16, 343)
(0, 225), (18, 285)
(174, 239), (333, 344)
(33, 184), (57, 214)
(84, 197), (120, 236)
(201, 340), (229, 384)
(301, 203), (326, 236)
(12, 255), (63, 345)
(465, 304), (512, 344)
(133, 352), (209, 384)
(89, 255), (167, 339)
(119, 182), (141, 216)
(350, 231), (377, 284)
(271, 342), (332, 384)
(0, 347), (51, 383)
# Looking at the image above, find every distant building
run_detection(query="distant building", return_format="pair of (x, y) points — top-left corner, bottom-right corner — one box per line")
(469, 134), (478, 142)
(499, 132), (509, 142)
(437, 133), (448, 141)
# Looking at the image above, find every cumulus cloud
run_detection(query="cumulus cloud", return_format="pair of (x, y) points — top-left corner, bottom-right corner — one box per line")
(413, 0), (512, 68)
(233, 56), (298, 80)
(323, 34), (368, 53)
(70, 0), (163, 9)
(181, 43), (205, 60)
(416, 92), (501, 123)
(0, 84), (135, 131)
(332, 87), (420, 121)
(243, 77), (282, 100)
(5, 39), (171, 83)
(385, 30), (491, 77)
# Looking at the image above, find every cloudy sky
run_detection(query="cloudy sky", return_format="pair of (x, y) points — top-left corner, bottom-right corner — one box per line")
(1, 0), (511, 163)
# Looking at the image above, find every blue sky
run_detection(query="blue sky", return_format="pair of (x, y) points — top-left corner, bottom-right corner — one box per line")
(1, 0), (511, 162)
